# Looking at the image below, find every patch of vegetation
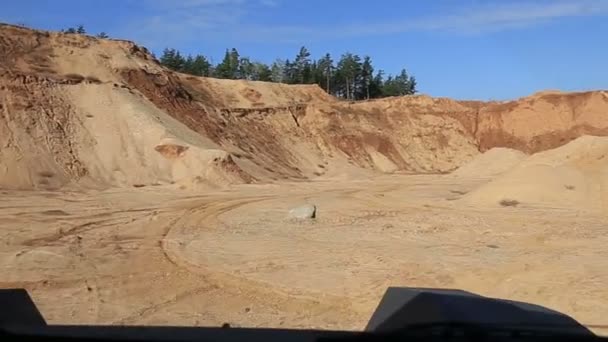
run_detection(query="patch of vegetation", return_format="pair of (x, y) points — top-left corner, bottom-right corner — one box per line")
(499, 199), (520, 207)
(62, 25), (86, 34)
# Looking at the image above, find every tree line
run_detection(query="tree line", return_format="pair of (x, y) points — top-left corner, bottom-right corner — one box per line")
(159, 46), (417, 100)
(56, 25), (417, 99)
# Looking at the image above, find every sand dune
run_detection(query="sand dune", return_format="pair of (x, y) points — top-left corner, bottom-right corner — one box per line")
(462, 135), (608, 212)
(451, 148), (527, 178)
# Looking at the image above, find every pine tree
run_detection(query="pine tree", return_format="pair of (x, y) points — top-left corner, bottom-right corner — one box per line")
(76, 25), (86, 34)
(283, 59), (298, 84)
(407, 76), (417, 94)
(159, 48), (185, 71)
(191, 55), (211, 76)
(360, 56), (374, 100)
(336, 53), (361, 100)
(351, 54), (362, 99)
(96, 32), (109, 39)
(229, 48), (240, 79)
(369, 70), (384, 98)
(159, 48), (176, 69)
(309, 61), (324, 86)
(381, 75), (398, 97)
(238, 57), (254, 80)
(395, 69), (417, 94)
(183, 55), (195, 73)
(270, 59), (286, 83)
(380, 69), (416, 97)
(317, 53), (333, 94)
(215, 49), (234, 79)
(254, 63), (272, 81)
(294, 46), (311, 84)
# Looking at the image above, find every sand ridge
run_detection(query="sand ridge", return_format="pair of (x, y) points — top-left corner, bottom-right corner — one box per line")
(3, 23), (608, 190)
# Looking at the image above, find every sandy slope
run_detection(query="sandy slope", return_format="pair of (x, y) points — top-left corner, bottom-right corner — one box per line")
(451, 148), (527, 178)
(3, 23), (608, 190)
(475, 91), (608, 152)
(463, 136), (608, 213)
(0, 22), (479, 189)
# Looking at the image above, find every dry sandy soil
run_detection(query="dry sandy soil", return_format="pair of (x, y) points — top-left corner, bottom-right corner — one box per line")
(2, 169), (608, 333)
(1, 23), (608, 334)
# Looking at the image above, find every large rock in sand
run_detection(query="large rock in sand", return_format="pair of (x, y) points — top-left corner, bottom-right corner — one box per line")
(289, 204), (316, 219)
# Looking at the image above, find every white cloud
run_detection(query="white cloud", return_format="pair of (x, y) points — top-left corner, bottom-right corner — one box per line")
(120, 0), (608, 46)
(243, 0), (608, 41)
(430, 0), (608, 34)
(119, 0), (254, 47)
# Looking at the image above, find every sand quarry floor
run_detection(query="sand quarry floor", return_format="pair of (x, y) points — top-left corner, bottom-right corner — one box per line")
(1, 173), (608, 333)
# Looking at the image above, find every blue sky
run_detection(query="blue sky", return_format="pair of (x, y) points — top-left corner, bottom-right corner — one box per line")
(1, 0), (607, 100)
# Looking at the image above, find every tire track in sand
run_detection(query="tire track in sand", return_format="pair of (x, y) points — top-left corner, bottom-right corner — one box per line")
(157, 193), (363, 324)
